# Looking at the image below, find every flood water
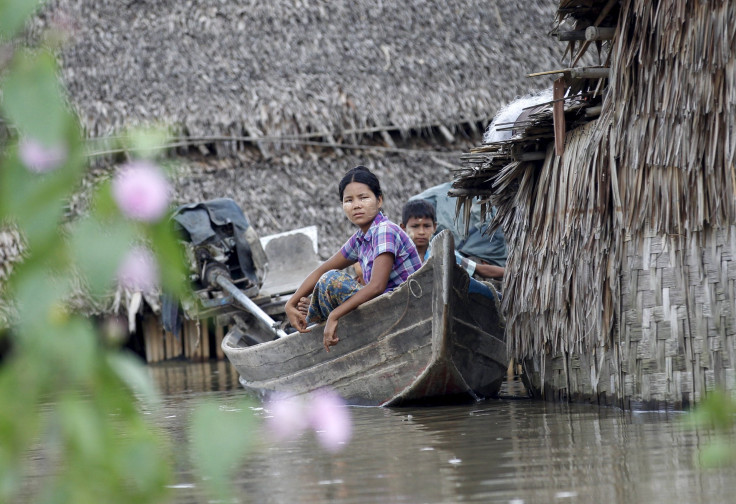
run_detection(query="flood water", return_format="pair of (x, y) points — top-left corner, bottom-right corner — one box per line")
(146, 361), (736, 504)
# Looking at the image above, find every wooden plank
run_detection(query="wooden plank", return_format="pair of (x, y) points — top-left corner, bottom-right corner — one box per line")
(215, 323), (225, 360)
(553, 77), (567, 156)
(150, 317), (164, 363)
(143, 316), (157, 363)
(189, 320), (203, 362)
(164, 330), (174, 360)
(200, 320), (210, 360)
(173, 328), (182, 358)
(183, 320), (192, 359)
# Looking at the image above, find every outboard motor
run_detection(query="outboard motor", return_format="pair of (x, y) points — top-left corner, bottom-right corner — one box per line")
(172, 198), (288, 340)
(172, 198), (267, 293)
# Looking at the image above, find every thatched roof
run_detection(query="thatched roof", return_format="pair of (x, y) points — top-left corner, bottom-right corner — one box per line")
(453, 0), (736, 375)
(30, 0), (561, 154)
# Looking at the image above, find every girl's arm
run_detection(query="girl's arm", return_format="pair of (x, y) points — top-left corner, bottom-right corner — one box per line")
(322, 252), (394, 351)
(285, 251), (354, 332)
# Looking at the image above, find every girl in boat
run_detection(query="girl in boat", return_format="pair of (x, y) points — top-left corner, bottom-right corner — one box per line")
(285, 165), (422, 352)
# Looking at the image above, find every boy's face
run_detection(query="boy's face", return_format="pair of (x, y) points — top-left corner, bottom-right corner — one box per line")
(402, 216), (437, 248)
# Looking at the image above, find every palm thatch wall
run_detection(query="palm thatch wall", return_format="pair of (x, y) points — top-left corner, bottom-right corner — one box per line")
(455, 0), (736, 408)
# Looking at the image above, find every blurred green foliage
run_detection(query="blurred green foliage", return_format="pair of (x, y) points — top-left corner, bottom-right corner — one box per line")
(685, 389), (736, 467)
(0, 3), (258, 503)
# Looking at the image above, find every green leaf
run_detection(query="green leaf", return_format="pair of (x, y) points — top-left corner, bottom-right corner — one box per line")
(190, 400), (258, 501)
(0, 0), (44, 39)
(107, 352), (161, 408)
(0, 356), (42, 465)
(12, 266), (70, 345)
(59, 395), (106, 462)
(0, 152), (65, 251)
(699, 439), (736, 468)
(147, 218), (188, 298)
(0, 125), (85, 254)
(70, 216), (137, 298)
(44, 317), (98, 385)
(91, 180), (119, 221)
(2, 50), (68, 144)
(126, 126), (171, 159)
(686, 389), (736, 432)
(117, 439), (171, 501)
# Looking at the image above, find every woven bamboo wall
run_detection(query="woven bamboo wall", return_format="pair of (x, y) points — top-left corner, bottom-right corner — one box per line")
(621, 227), (736, 407)
(530, 225), (736, 409)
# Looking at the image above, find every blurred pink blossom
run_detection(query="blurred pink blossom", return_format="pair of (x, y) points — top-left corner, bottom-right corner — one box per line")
(265, 388), (352, 452)
(117, 246), (159, 293)
(264, 393), (310, 442)
(112, 161), (171, 222)
(307, 389), (352, 452)
(19, 138), (67, 173)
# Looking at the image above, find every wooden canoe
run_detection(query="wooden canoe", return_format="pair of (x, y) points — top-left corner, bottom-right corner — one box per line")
(221, 230), (507, 406)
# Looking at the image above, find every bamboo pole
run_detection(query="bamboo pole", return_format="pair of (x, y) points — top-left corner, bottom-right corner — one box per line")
(557, 30), (586, 41)
(585, 26), (615, 41)
(570, 67), (610, 79)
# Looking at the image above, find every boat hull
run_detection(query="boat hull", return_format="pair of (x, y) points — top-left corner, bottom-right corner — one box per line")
(221, 230), (507, 406)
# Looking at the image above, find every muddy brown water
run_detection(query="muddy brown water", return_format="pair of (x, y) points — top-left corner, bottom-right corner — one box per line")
(142, 361), (736, 504)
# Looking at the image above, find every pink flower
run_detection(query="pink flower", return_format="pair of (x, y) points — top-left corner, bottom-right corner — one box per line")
(112, 161), (171, 222)
(117, 246), (159, 293)
(19, 138), (67, 173)
(265, 389), (352, 452)
(307, 389), (352, 452)
(264, 393), (310, 442)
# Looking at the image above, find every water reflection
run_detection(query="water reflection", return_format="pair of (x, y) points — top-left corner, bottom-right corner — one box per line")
(147, 360), (242, 397)
(148, 362), (735, 504)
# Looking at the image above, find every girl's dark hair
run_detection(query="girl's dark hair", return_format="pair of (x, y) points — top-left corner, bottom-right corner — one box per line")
(338, 165), (382, 201)
(401, 199), (436, 225)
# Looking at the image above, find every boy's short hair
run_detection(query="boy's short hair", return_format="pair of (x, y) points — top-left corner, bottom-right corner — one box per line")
(402, 199), (437, 225)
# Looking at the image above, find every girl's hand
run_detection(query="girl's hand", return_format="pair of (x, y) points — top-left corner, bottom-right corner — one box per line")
(323, 316), (339, 352)
(285, 302), (309, 333)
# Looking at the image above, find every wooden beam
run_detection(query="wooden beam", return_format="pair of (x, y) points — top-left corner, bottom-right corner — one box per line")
(572, 0), (619, 66)
(553, 77), (567, 156)
(513, 151), (547, 161)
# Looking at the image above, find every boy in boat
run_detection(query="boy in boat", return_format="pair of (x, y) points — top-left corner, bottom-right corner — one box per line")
(410, 182), (507, 269)
(400, 199), (502, 300)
